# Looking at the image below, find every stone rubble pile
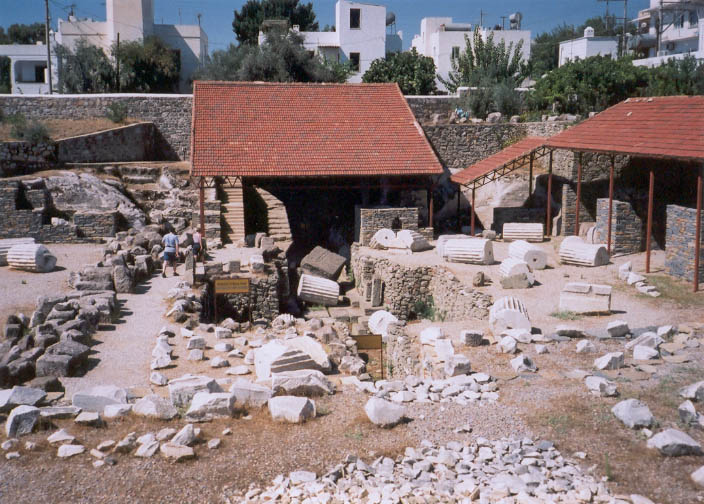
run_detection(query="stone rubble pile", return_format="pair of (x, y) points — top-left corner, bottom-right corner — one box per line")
(1, 290), (118, 386)
(344, 371), (499, 406)
(224, 437), (625, 504)
(618, 261), (661, 298)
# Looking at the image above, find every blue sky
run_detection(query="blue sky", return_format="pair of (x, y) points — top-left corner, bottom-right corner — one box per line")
(2, 0), (649, 52)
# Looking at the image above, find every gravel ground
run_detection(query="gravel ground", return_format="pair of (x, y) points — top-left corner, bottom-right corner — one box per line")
(2, 241), (704, 503)
(0, 244), (104, 325)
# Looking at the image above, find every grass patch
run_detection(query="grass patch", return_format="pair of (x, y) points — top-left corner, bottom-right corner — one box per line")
(344, 427), (364, 441)
(644, 274), (703, 307)
(550, 310), (582, 321)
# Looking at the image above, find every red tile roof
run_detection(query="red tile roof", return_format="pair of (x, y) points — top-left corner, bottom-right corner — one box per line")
(190, 81), (443, 178)
(451, 137), (548, 187)
(545, 96), (704, 161)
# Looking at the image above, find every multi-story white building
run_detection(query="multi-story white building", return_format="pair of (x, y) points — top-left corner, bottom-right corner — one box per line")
(55, 0), (208, 92)
(260, 0), (402, 83)
(0, 40), (59, 95)
(631, 0), (704, 67)
(558, 27), (619, 66)
(411, 17), (531, 92)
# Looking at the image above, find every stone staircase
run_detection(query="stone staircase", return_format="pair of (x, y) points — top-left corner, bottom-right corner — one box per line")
(256, 187), (292, 243)
(221, 181), (246, 244)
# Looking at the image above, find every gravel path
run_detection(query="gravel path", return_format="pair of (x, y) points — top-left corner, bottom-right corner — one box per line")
(61, 265), (184, 398)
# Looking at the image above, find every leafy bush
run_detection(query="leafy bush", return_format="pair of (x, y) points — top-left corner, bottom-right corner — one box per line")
(24, 121), (50, 143)
(466, 86), (493, 119)
(493, 81), (523, 117)
(105, 102), (128, 123)
(362, 48), (437, 95)
(8, 114), (49, 143)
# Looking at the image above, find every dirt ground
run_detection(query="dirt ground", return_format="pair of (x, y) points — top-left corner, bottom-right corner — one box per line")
(0, 244), (104, 325)
(0, 118), (138, 141)
(1, 240), (704, 503)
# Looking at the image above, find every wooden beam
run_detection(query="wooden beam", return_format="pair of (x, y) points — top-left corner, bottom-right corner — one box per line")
(574, 152), (583, 236)
(547, 150), (553, 236)
(607, 155), (615, 254)
(695, 166), (703, 292)
(471, 186), (476, 236)
(645, 166), (654, 274)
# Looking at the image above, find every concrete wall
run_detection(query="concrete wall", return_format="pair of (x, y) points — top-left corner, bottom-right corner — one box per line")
(0, 94), (192, 160)
(57, 122), (156, 164)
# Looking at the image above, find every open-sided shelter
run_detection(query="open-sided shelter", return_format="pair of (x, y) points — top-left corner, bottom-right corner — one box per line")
(451, 96), (704, 291)
(190, 81), (444, 250)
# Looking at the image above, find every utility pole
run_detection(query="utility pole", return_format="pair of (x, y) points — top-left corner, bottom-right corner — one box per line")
(197, 13), (202, 27)
(479, 10), (484, 28)
(500, 16), (507, 30)
(598, 0), (628, 56)
(116, 33), (120, 92)
(44, 0), (53, 94)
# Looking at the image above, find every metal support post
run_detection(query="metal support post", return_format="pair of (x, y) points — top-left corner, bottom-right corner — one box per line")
(645, 166), (654, 273)
(574, 152), (583, 236)
(607, 155), (615, 254)
(546, 151), (553, 236)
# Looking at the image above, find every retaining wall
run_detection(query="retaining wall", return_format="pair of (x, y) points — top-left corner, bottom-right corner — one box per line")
(0, 94), (191, 160)
(0, 141), (56, 176)
(57, 122), (156, 164)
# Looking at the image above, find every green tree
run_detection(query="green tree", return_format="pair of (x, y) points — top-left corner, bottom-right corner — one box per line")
(197, 30), (349, 83)
(362, 48), (437, 95)
(233, 0), (318, 45)
(113, 36), (180, 93)
(645, 56), (704, 96)
(440, 26), (527, 93)
(0, 23), (45, 44)
(0, 23), (47, 94)
(237, 30), (348, 82)
(55, 39), (115, 93)
(530, 55), (649, 115)
(530, 15), (620, 77)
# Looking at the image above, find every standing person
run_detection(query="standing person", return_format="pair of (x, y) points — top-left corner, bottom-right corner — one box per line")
(162, 230), (179, 277)
(192, 229), (203, 262)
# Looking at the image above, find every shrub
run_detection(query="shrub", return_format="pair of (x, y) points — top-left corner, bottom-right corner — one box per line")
(7, 113), (49, 143)
(465, 86), (493, 119)
(105, 102), (128, 123)
(493, 81), (523, 117)
(23, 121), (50, 143)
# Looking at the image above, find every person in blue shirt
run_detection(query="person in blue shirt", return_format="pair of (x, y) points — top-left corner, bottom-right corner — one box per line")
(161, 231), (179, 278)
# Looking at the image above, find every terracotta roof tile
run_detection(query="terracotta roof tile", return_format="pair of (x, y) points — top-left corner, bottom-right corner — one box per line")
(190, 81), (443, 178)
(451, 137), (547, 186)
(544, 96), (704, 161)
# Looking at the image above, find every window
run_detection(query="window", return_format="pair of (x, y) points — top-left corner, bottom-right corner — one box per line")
(675, 14), (684, 29)
(451, 46), (460, 59)
(349, 52), (360, 71)
(307, 50), (315, 58)
(350, 8), (361, 29)
(690, 11), (699, 27)
(34, 65), (46, 83)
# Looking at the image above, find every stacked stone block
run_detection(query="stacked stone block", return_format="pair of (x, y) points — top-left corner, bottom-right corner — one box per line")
(356, 207), (420, 246)
(595, 199), (644, 254)
(665, 204), (704, 283)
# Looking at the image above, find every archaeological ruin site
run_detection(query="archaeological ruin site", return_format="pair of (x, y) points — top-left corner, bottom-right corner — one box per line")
(0, 86), (702, 504)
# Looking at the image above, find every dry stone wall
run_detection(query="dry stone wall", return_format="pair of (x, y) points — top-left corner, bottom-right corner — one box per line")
(351, 250), (492, 322)
(0, 94), (191, 160)
(57, 122), (156, 164)
(0, 142), (56, 175)
(595, 199), (644, 254)
(355, 207), (420, 246)
(665, 204), (704, 283)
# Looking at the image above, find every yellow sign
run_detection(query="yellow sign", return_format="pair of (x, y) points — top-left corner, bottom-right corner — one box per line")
(352, 334), (383, 350)
(215, 278), (250, 294)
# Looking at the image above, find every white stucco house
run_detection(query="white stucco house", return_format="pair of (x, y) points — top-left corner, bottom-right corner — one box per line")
(55, 0), (208, 92)
(0, 40), (59, 94)
(411, 17), (531, 92)
(558, 27), (619, 66)
(631, 0), (704, 67)
(259, 0), (403, 83)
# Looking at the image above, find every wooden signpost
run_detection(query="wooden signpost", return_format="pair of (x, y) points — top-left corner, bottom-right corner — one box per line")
(213, 277), (251, 323)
